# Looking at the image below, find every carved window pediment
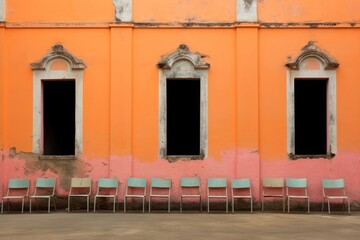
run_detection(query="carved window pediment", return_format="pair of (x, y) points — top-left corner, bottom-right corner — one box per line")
(157, 44), (210, 70)
(30, 44), (86, 71)
(286, 41), (339, 70)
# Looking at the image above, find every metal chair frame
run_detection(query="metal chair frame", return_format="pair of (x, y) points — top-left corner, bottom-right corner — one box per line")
(1, 178), (30, 214)
(93, 178), (119, 213)
(30, 178), (57, 213)
(180, 177), (202, 213)
(322, 178), (350, 214)
(231, 178), (253, 213)
(207, 178), (228, 213)
(68, 177), (92, 213)
(149, 178), (171, 213)
(262, 177), (285, 212)
(286, 178), (310, 213)
(124, 177), (147, 213)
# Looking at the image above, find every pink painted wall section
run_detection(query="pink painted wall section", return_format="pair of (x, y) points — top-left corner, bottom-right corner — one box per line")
(261, 152), (360, 202)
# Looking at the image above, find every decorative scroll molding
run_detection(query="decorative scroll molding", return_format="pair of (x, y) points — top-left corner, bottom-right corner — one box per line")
(286, 41), (339, 70)
(30, 44), (86, 70)
(157, 44), (210, 70)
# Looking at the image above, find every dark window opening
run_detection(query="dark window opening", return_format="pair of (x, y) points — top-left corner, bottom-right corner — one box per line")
(166, 79), (200, 156)
(43, 80), (75, 155)
(295, 79), (327, 155)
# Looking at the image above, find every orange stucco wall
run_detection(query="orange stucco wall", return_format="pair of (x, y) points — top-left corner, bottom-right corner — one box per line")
(1, 0), (360, 209)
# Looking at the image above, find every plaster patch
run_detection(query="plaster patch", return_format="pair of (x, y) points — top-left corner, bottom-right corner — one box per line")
(237, 0), (257, 22)
(113, 0), (132, 22)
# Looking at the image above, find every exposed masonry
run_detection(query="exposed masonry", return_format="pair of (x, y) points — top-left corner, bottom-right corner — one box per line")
(286, 41), (338, 160)
(237, 0), (257, 22)
(113, 0), (132, 22)
(31, 44), (86, 156)
(158, 44), (209, 161)
(0, 0), (4, 21)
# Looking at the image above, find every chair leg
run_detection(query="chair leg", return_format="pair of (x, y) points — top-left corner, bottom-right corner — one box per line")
(261, 198), (264, 212)
(94, 197), (97, 213)
(142, 197), (145, 213)
(307, 198), (310, 213)
(87, 196), (89, 213)
(124, 196), (127, 213)
(180, 197), (182, 213)
(207, 197), (209, 213)
(232, 198), (234, 214)
(29, 198), (32, 213)
(287, 197), (290, 213)
(250, 197), (253, 214)
(113, 197), (116, 213)
(348, 199), (351, 214)
(168, 197), (170, 214)
(200, 197), (202, 213)
(321, 199), (324, 212)
(283, 197), (286, 213)
(327, 199), (331, 214)
(21, 198), (25, 214)
(68, 196), (71, 213)
(226, 197), (228, 213)
(148, 197), (151, 213)
(48, 198), (51, 213)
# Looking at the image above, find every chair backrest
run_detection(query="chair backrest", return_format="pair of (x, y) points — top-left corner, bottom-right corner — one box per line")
(8, 179), (30, 189)
(127, 177), (147, 188)
(98, 178), (119, 188)
(36, 178), (56, 188)
(322, 179), (345, 189)
(207, 178), (227, 188)
(263, 178), (284, 188)
(286, 178), (307, 188)
(151, 178), (171, 188)
(71, 178), (92, 188)
(231, 178), (251, 189)
(180, 177), (201, 188)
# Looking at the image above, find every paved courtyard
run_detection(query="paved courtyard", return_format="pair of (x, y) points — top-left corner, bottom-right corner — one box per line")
(0, 211), (360, 240)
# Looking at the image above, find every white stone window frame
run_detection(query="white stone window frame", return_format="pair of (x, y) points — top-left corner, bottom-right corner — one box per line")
(158, 44), (210, 161)
(286, 41), (339, 159)
(31, 44), (86, 156)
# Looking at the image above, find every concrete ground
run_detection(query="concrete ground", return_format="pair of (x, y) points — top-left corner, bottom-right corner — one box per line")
(0, 211), (360, 240)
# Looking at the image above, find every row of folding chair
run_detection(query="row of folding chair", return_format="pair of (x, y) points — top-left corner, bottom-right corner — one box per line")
(261, 177), (350, 214)
(1, 178), (56, 214)
(1, 177), (350, 214)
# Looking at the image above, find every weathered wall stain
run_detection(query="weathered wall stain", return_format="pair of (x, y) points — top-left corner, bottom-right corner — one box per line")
(9, 147), (93, 191)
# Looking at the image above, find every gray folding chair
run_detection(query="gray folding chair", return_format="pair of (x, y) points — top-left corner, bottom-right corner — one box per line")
(286, 178), (310, 213)
(1, 178), (30, 214)
(68, 177), (92, 213)
(149, 178), (171, 213)
(124, 177), (147, 213)
(94, 178), (119, 213)
(322, 178), (350, 214)
(180, 177), (202, 212)
(262, 177), (285, 212)
(207, 178), (228, 213)
(231, 178), (253, 213)
(30, 178), (57, 213)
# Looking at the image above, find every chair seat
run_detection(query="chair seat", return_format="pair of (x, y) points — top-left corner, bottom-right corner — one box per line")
(150, 194), (170, 198)
(125, 194), (145, 198)
(208, 195), (227, 198)
(263, 194), (284, 197)
(324, 196), (348, 199)
(95, 194), (116, 198)
(181, 194), (201, 198)
(30, 195), (53, 198)
(233, 195), (252, 199)
(3, 196), (27, 199)
(69, 194), (90, 197)
(288, 195), (309, 198)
